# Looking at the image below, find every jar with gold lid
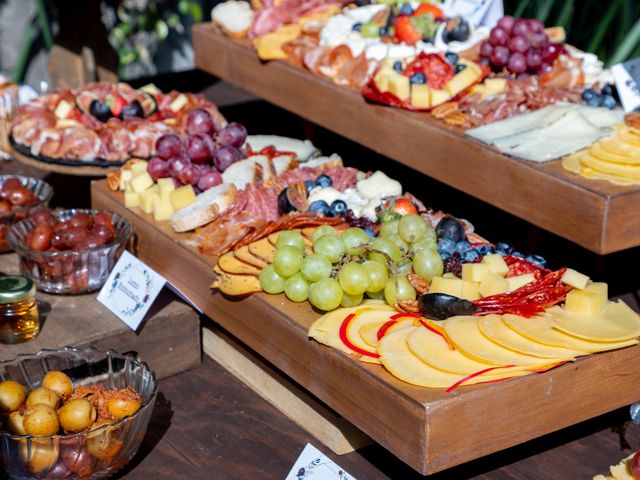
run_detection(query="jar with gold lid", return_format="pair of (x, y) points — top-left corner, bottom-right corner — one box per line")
(0, 275), (39, 344)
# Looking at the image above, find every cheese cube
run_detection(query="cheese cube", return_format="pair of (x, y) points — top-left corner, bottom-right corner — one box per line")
(130, 172), (154, 193)
(561, 268), (590, 289)
(410, 84), (431, 109)
(507, 273), (535, 292)
(478, 272), (509, 297)
(462, 263), (491, 282)
(430, 88), (450, 107)
(170, 185), (197, 211)
(130, 161), (149, 175)
(124, 191), (140, 208)
(442, 272), (457, 279)
(484, 78), (507, 96)
(482, 254), (509, 276)
(388, 73), (410, 101)
(429, 276), (464, 298)
(461, 281), (480, 301)
(54, 100), (73, 119)
(564, 288), (605, 316)
(157, 178), (176, 201)
(374, 71), (391, 92)
(446, 66), (480, 97)
(153, 197), (175, 221)
(584, 282), (608, 302)
(139, 187), (160, 214)
(378, 58), (401, 70)
(119, 170), (132, 191)
(169, 93), (188, 112)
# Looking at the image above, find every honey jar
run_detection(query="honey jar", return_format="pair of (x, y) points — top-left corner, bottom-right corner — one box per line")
(0, 275), (39, 344)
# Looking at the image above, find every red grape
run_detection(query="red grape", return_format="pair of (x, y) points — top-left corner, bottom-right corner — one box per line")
(542, 43), (561, 61)
(155, 134), (183, 160)
(62, 226), (87, 248)
(540, 62), (553, 73)
(489, 27), (508, 46)
(69, 214), (93, 229)
(526, 50), (542, 71)
(31, 209), (54, 225)
(490, 45), (510, 68)
(217, 122), (247, 148)
(178, 164), (201, 186)
(51, 232), (67, 250)
(147, 157), (170, 180)
(91, 224), (115, 243)
(511, 19), (530, 37)
(213, 146), (243, 172)
(168, 155), (191, 178)
(479, 40), (493, 57)
(478, 57), (490, 67)
(527, 18), (544, 33)
(508, 52), (527, 74)
(496, 15), (515, 34)
(186, 133), (214, 164)
(631, 450), (640, 479)
(529, 32), (549, 48)
(185, 108), (214, 136)
(508, 35), (530, 54)
(197, 169), (223, 191)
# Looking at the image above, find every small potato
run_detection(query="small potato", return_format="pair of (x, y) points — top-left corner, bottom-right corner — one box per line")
(107, 398), (141, 419)
(20, 439), (60, 474)
(7, 410), (27, 434)
(26, 387), (60, 409)
(58, 399), (96, 433)
(42, 371), (73, 399)
(0, 380), (27, 412)
(87, 419), (122, 460)
(23, 404), (60, 436)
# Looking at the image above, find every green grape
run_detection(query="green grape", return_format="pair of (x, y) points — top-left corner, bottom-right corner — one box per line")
(366, 289), (386, 300)
(398, 214), (427, 243)
(284, 273), (310, 303)
(384, 276), (416, 306)
(412, 237), (437, 254)
(387, 233), (410, 255)
(397, 261), (413, 276)
(340, 227), (370, 255)
(424, 226), (437, 243)
(300, 254), (332, 282)
(259, 265), (285, 294)
(276, 230), (306, 252)
(361, 21), (381, 38)
(273, 245), (303, 277)
(379, 220), (399, 238)
(338, 262), (370, 296)
(413, 249), (444, 281)
(341, 292), (364, 308)
(311, 225), (337, 244)
(313, 235), (345, 263)
(362, 260), (388, 292)
(309, 278), (343, 311)
(369, 237), (402, 264)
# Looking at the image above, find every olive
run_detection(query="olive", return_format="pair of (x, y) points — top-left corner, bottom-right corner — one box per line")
(58, 398), (97, 433)
(436, 216), (466, 243)
(7, 410), (27, 434)
(76, 234), (105, 250)
(89, 100), (112, 123)
(23, 404), (60, 436)
(42, 371), (74, 399)
(107, 398), (141, 419)
(68, 213), (94, 230)
(31, 208), (55, 225)
(92, 212), (113, 227)
(119, 100), (144, 119)
(418, 293), (476, 320)
(0, 200), (10, 212)
(27, 221), (53, 251)
(27, 387), (60, 409)
(8, 186), (36, 206)
(20, 439), (60, 474)
(51, 232), (67, 250)
(0, 380), (27, 412)
(91, 224), (115, 243)
(87, 419), (122, 460)
(62, 226), (88, 247)
(1, 177), (22, 193)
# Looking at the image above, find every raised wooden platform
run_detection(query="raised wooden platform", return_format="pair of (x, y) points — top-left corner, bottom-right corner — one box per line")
(192, 25), (640, 255)
(92, 179), (640, 475)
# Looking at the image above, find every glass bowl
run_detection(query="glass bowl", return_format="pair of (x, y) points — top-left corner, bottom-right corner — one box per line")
(0, 176), (53, 253)
(0, 347), (158, 480)
(6, 209), (133, 294)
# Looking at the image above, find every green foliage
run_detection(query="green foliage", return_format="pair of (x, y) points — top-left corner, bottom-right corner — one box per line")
(504, 0), (640, 65)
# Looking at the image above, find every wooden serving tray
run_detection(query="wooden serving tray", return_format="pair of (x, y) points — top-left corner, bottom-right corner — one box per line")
(91, 179), (640, 475)
(192, 25), (640, 255)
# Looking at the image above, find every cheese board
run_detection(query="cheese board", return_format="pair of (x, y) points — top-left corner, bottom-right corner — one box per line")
(192, 25), (640, 255)
(91, 178), (640, 475)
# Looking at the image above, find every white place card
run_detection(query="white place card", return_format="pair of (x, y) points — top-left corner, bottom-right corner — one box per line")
(612, 57), (640, 112)
(444, 0), (504, 27)
(97, 251), (167, 330)
(285, 444), (356, 480)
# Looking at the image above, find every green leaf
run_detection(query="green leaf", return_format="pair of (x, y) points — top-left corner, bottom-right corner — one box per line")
(189, 2), (203, 23)
(513, 0), (531, 18)
(534, 0), (557, 23)
(118, 48), (138, 65)
(553, 0), (574, 31)
(155, 19), (169, 40)
(586, 0), (621, 55)
(166, 13), (180, 28)
(608, 17), (640, 66)
(178, 0), (190, 15)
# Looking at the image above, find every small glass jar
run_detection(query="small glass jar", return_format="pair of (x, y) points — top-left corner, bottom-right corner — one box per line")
(0, 275), (39, 344)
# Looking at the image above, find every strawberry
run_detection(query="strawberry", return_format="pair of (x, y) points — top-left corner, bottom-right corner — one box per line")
(414, 3), (444, 19)
(395, 15), (422, 46)
(391, 197), (418, 215)
(107, 95), (127, 117)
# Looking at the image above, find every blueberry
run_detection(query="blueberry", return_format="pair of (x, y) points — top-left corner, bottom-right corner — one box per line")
(602, 94), (617, 109)
(526, 254), (547, 268)
(601, 84), (614, 97)
(398, 3), (413, 15)
(474, 244), (495, 256)
(303, 179), (315, 193)
(379, 26), (389, 36)
(461, 249), (480, 263)
(455, 64), (466, 74)
(422, 35), (435, 43)
(393, 60), (403, 72)
(363, 228), (375, 238)
(352, 22), (362, 32)
(581, 88), (597, 102)
(439, 250), (452, 260)
(330, 199), (348, 217)
(454, 240), (471, 254)
(444, 52), (459, 65)
(410, 72), (427, 84)
(308, 200), (331, 216)
(438, 238), (456, 255)
(511, 251), (525, 259)
(495, 241), (514, 255)
(315, 174), (333, 188)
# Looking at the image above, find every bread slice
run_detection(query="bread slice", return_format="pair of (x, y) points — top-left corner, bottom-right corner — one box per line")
(304, 153), (343, 170)
(221, 155), (268, 189)
(170, 183), (237, 232)
(245, 135), (320, 161)
(273, 155), (298, 175)
(211, 1), (253, 39)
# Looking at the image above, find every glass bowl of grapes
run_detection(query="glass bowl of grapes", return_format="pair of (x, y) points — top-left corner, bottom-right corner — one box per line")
(6, 209), (133, 294)
(0, 347), (157, 480)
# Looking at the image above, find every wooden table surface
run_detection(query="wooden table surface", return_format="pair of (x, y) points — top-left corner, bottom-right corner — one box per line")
(192, 25), (640, 255)
(114, 354), (640, 480)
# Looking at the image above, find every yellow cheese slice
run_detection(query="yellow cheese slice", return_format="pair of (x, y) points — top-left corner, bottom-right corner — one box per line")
(551, 300), (640, 342)
(599, 136), (640, 159)
(617, 126), (640, 147)
(504, 313), (638, 353)
(590, 142), (640, 166)
(580, 154), (640, 179)
(360, 320), (389, 347)
(478, 316), (583, 359)
(443, 316), (563, 366)
(344, 309), (394, 355)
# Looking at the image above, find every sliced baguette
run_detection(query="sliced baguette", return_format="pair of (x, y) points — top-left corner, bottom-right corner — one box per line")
(245, 135), (320, 161)
(273, 155), (298, 175)
(170, 183), (236, 232)
(221, 155), (268, 189)
(304, 153), (343, 170)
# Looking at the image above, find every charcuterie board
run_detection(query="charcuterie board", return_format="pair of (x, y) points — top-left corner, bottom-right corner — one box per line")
(192, 25), (640, 255)
(91, 179), (640, 475)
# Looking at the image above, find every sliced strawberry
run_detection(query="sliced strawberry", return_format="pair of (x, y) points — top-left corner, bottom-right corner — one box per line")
(414, 3), (444, 19)
(395, 15), (422, 46)
(110, 96), (127, 117)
